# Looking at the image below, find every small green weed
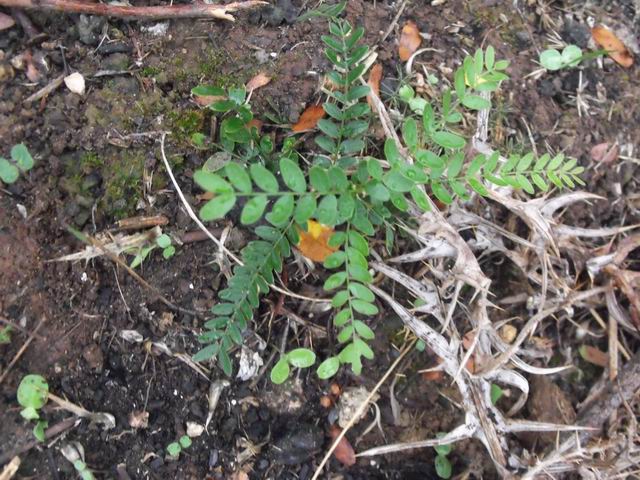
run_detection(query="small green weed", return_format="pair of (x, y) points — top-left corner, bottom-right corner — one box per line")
(166, 435), (192, 458)
(17, 374), (49, 441)
(187, 2), (583, 380)
(434, 434), (453, 479)
(0, 326), (12, 344)
(129, 233), (176, 269)
(0, 144), (34, 184)
(539, 45), (606, 71)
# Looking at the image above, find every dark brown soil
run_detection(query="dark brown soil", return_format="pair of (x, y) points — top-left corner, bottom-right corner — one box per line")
(1, 0), (639, 479)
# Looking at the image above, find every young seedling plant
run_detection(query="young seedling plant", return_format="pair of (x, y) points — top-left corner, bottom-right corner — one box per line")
(17, 374), (49, 441)
(538, 45), (606, 71)
(270, 348), (317, 384)
(434, 433), (453, 479)
(0, 144), (34, 184)
(186, 3), (583, 387)
(166, 435), (192, 459)
(17, 374), (115, 441)
(61, 442), (96, 480)
(129, 233), (176, 268)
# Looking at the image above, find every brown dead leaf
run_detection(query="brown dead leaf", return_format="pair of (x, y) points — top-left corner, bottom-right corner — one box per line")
(296, 220), (336, 262)
(329, 425), (356, 467)
(592, 25), (634, 68)
(398, 21), (422, 61)
(0, 12), (15, 31)
(247, 118), (263, 133)
(367, 63), (383, 111)
(196, 191), (215, 201)
(421, 370), (444, 381)
(292, 105), (325, 132)
(246, 72), (271, 91)
(579, 345), (608, 368)
(590, 142), (619, 164)
(193, 94), (225, 107)
(128, 410), (149, 429)
(322, 74), (341, 91)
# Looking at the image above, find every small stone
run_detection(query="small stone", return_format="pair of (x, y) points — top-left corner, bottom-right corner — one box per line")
(186, 421), (204, 438)
(77, 15), (106, 46)
(82, 343), (104, 371)
(73, 210), (91, 227)
(82, 172), (102, 190)
(103, 52), (131, 71)
(128, 410), (149, 429)
(272, 423), (323, 465)
(499, 325), (517, 344)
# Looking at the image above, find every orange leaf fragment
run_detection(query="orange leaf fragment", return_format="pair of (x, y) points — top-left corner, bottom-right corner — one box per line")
(367, 63), (383, 110)
(296, 220), (336, 262)
(591, 25), (634, 68)
(193, 94), (225, 107)
(246, 72), (271, 91)
(329, 425), (356, 467)
(421, 370), (444, 381)
(292, 105), (325, 132)
(590, 142), (619, 165)
(398, 21), (422, 61)
(246, 118), (263, 133)
(579, 345), (608, 368)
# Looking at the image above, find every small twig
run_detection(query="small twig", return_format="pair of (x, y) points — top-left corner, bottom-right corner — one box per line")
(0, 316), (46, 385)
(1, 0), (267, 20)
(72, 227), (201, 317)
(0, 417), (79, 465)
(0, 315), (45, 340)
(379, 0), (407, 43)
(114, 215), (168, 231)
(310, 340), (415, 480)
(23, 74), (64, 104)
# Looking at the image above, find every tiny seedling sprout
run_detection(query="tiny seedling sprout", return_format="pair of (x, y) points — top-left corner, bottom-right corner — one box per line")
(0, 144), (34, 184)
(17, 374), (50, 441)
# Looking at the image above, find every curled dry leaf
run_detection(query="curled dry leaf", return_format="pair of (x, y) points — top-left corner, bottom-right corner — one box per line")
(193, 94), (225, 107)
(0, 12), (16, 31)
(296, 220), (336, 262)
(128, 410), (149, 429)
(579, 345), (608, 368)
(421, 369), (444, 381)
(591, 25), (634, 68)
(246, 72), (271, 91)
(590, 142), (619, 164)
(398, 20), (422, 61)
(291, 104), (325, 132)
(329, 424), (356, 467)
(366, 63), (383, 111)
(246, 118), (263, 133)
(64, 72), (85, 95)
